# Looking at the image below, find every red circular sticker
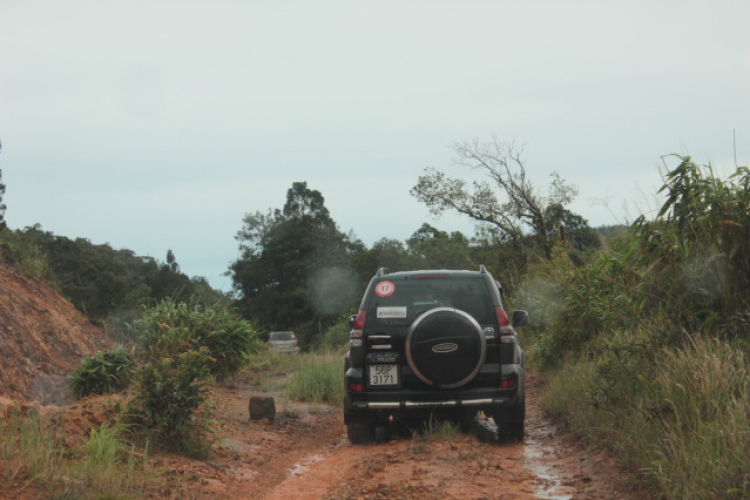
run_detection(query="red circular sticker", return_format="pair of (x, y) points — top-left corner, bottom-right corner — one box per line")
(375, 281), (396, 297)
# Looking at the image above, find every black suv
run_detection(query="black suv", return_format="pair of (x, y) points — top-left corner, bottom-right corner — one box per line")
(344, 265), (529, 444)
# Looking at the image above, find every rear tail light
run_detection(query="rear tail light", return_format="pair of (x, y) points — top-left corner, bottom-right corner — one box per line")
(350, 311), (366, 347)
(500, 379), (516, 389)
(495, 306), (510, 326)
(352, 311), (366, 330)
(348, 383), (364, 392)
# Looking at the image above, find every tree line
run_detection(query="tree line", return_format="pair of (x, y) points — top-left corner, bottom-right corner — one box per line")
(0, 137), (601, 347)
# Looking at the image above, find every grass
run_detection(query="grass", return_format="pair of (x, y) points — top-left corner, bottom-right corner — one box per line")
(0, 409), (64, 488)
(410, 414), (462, 442)
(80, 423), (148, 497)
(540, 335), (750, 499)
(0, 411), (151, 499)
(285, 352), (344, 406)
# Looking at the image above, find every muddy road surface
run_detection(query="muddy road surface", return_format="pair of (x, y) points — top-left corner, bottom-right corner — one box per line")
(152, 372), (652, 500)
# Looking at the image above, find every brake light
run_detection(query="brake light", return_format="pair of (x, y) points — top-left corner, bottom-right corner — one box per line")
(412, 273), (449, 279)
(500, 379), (516, 389)
(348, 383), (364, 392)
(352, 311), (366, 330)
(495, 306), (510, 326)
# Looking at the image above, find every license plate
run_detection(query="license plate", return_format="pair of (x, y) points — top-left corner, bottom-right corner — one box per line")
(369, 364), (398, 386)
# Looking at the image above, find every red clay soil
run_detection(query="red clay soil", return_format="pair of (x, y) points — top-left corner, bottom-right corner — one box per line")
(0, 261), (109, 405)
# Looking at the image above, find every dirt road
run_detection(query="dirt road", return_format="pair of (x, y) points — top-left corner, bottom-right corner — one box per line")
(151, 372), (652, 500)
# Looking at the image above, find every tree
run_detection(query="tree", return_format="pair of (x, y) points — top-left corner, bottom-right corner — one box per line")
(230, 182), (361, 347)
(406, 224), (475, 270)
(410, 137), (585, 261)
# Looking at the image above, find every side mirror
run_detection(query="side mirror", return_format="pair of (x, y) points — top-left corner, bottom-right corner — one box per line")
(349, 314), (357, 328)
(512, 310), (529, 328)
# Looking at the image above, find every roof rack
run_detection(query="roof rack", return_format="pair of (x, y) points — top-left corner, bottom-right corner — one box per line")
(376, 267), (390, 277)
(479, 264), (487, 274)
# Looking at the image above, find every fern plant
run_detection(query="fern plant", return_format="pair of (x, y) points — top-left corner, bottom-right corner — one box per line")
(69, 346), (134, 398)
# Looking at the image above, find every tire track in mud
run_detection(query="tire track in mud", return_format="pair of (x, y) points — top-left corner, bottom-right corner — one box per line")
(256, 374), (651, 500)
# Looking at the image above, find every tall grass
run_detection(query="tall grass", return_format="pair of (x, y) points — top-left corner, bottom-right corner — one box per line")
(286, 353), (344, 406)
(80, 423), (149, 498)
(0, 412), (150, 498)
(541, 336), (750, 498)
(0, 410), (64, 487)
(650, 337), (750, 498)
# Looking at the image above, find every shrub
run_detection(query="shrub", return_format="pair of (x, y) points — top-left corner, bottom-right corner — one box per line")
(69, 346), (134, 398)
(130, 298), (263, 381)
(320, 315), (352, 352)
(0, 229), (51, 280)
(126, 299), (261, 455)
(126, 348), (213, 456)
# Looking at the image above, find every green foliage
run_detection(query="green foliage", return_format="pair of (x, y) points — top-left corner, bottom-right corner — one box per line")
(0, 226), (227, 327)
(69, 346), (134, 398)
(631, 157), (750, 330)
(542, 336), (750, 499)
(126, 299), (261, 454)
(533, 155), (750, 498)
(130, 298), (263, 381)
(411, 138), (596, 263)
(81, 423), (146, 497)
(286, 353), (344, 406)
(127, 348), (213, 456)
(535, 158), (750, 367)
(0, 228), (51, 279)
(650, 337), (750, 498)
(410, 414), (462, 442)
(1, 410), (64, 487)
(230, 182), (362, 347)
(0, 410), (149, 497)
(320, 315), (352, 352)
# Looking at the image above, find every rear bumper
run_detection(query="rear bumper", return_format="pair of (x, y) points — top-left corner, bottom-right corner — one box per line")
(350, 396), (510, 410)
(344, 364), (524, 424)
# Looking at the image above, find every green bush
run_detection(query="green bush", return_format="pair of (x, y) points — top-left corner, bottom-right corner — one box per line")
(126, 348), (213, 456)
(69, 346), (134, 398)
(320, 315), (352, 352)
(0, 229), (51, 280)
(130, 298), (263, 381)
(126, 299), (261, 455)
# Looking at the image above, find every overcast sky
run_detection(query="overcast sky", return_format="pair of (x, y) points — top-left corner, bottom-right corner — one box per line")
(1, 1), (749, 291)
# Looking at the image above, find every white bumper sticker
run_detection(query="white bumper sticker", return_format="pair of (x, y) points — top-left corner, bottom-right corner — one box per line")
(377, 306), (407, 318)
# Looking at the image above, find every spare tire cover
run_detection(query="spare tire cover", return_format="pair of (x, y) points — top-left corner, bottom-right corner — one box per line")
(406, 308), (486, 389)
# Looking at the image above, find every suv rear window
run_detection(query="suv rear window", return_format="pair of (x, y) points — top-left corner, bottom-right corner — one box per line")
(367, 277), (493, 326)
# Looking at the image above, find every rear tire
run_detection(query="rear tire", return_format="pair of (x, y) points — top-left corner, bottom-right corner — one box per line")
(493, 395), (526, 442)
(498, 420), (525, 442)
(347, 423), (376, 444)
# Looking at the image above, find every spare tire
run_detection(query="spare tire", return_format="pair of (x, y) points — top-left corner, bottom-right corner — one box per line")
(405, 308), (486, 389)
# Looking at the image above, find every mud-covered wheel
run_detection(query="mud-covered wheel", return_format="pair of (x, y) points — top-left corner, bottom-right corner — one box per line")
(497, 420), (524, 442)
(493, 395), (526, 442)
(405, 308), (486, 388)
(347, 423), (376, 444)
